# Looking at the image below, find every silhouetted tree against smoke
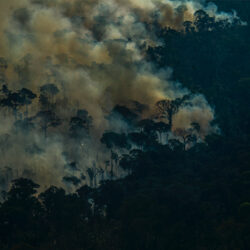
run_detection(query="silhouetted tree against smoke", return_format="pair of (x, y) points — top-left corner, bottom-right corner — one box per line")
(168, 138), (184, 151)
(155, 121), (171, 144)
(0, 57), (8, 85)
(88, 161), (99, 188)
(87, 168), (95, 188)
(193, 8), (240, 32)
(190, 122), (201, 133)
(194, 9), (215, 32)
(137, 119), (158, 149)
(0, 85), (11, 114)
(155, 98), (182, 130)
(107, 105), (138, 127)
(7, 92), (24, 120)
(120, 149), (143, 174)
(76, 185), (92, 206)
(128, 132), (148, 150)
(0, 1), (249, 249)
(173, 122), (201, 150)
(130, 101), (149, 114)
(19, 88), (36, 117)
(98, 168), (105, 182)
(35, 110), (61, 138)
(111, 151), (120, 177)
(0, 86), (36, 121)
(39, 83), (59, 111)
(0, 87), (22, 120)
(7, 178), (39, 200)
(183, 21), (194, 33)
(1, 84), (9, 95)
(63, 176), (81, 187)
(39, 186), (65, 217)
(64, 161), (79, 175)
(77, 109), (93, 129)
(101, 132), (129, 178)
(69, 109), (93, 143)
(174, 128), (197, 150)
(101, 132), (129, 150)
(137, 119), (156, 134)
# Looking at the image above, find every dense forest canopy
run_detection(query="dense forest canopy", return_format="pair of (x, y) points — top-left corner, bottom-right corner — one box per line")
(0, 0), (250, 249)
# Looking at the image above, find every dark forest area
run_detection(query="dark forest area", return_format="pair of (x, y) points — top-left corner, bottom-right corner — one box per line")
(0, 1), (250, 250)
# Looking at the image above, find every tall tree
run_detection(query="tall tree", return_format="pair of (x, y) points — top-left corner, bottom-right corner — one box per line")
(101, 132), (129, 178)
(69, 109), (93, 143)
(19, 88), (36, 117)
(35, 110), (61, 138)
(39, 83), (59, 111)
(155, 96), (188, 130)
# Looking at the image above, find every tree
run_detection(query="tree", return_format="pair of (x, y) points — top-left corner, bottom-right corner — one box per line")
(38, 186), (67, 235)
(174, 128), (197, 150)
(107, 105), (138, 127)
(76, 185), (92, 200)
(7, 178), (40, 201)
(101, 132), (128, 150)
(155, 121), (171, 144)
(39, 83), (59, 110)
(173, 122), (200, 150)
(120, 149), (143, 174)
(35, 110), (61, 138)
(155, 99), (180, 129)
(69, 117), (89, 141)
(39, 186), (65, 216)
(69, 109), (93, 142)
(183, 21), (194, 33)
(18, 88), (36, 117)
(87, 168), (95, 188)
(128, 132), (148, 150)
(190, 122), (200, 133)
(137, 119), (156, 134)
(101, 132), (129, 178)
(77, 109), (93, 127)
(168, 138), (184, 151)
(63, 176), (81, 186)
(194, 9), (215, 32)
(0, 87), (24, 120)
(0, 86), (36, 120)
(0, 57), (8, 85)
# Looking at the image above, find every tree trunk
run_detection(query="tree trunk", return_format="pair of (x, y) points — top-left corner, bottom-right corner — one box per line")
(25, 104), (28, 118)
(110, 150), (113, 179)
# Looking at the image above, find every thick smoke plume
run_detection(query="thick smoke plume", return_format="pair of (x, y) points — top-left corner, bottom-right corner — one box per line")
(0, 0), (241, 191)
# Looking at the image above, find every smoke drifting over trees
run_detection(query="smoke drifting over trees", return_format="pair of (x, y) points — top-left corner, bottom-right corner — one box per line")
(0, 0), (244, 190)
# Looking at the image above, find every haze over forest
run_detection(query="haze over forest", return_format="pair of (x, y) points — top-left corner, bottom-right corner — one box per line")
(0, 0), (249, 249)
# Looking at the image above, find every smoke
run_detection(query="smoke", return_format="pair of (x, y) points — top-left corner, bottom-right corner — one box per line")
(0, 0), (240, 191)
